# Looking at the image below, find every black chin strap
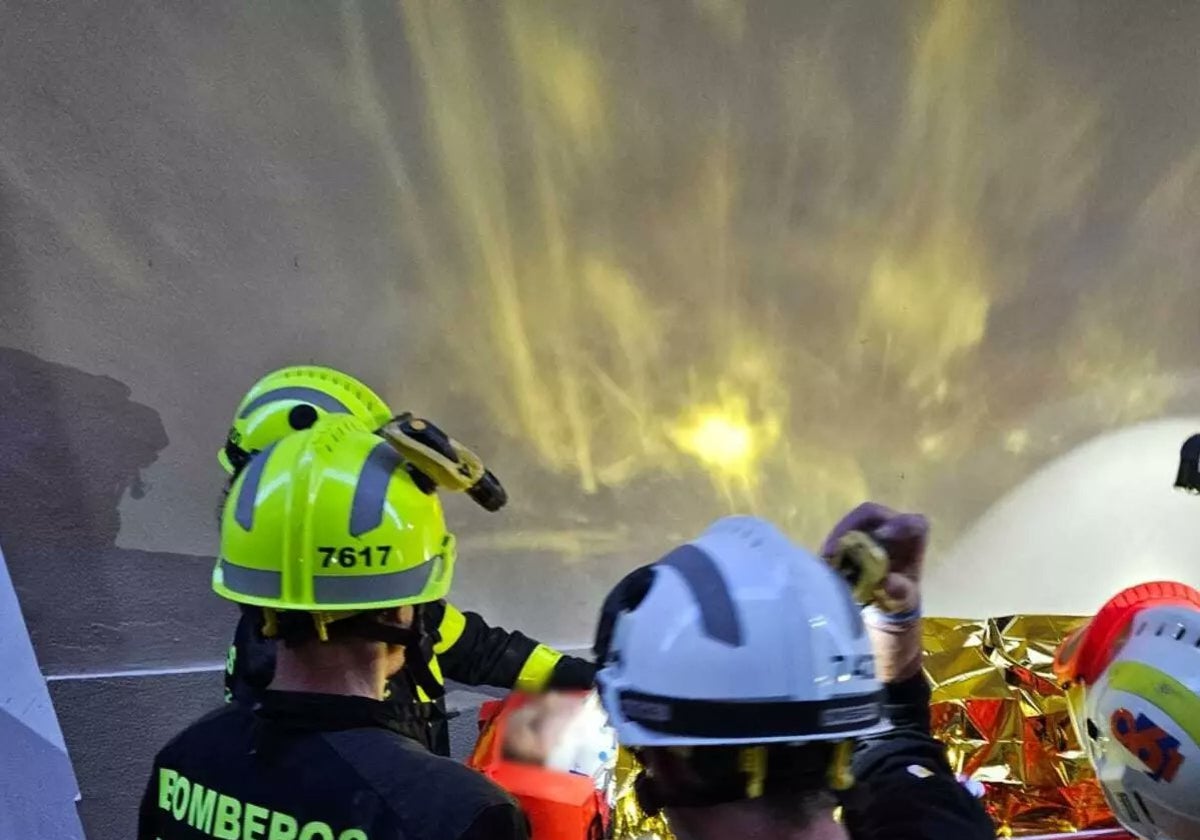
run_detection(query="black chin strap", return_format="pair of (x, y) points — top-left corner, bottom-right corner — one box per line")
(342, 609), (445, 701)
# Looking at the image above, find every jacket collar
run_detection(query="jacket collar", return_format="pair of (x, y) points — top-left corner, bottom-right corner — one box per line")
(256, 690), (414, 737)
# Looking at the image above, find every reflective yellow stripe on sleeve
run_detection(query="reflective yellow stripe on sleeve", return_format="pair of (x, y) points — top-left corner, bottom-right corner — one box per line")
(414, 654), (444, 703)
(434, 603), (467, 655)
(515, 644), (564, 692)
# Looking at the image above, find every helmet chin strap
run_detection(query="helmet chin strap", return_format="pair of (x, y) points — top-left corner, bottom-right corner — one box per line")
(342, 608), (446, 701)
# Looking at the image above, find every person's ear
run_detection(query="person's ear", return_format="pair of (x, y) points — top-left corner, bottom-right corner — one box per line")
(392, 605), (414, 628)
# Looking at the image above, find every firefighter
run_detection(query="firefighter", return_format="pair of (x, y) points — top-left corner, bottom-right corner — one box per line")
(139, 418), (528, 840)
(593, 508), (995, 840)
(1054, 581), (1200, 840)
(218, 365), (595, 754)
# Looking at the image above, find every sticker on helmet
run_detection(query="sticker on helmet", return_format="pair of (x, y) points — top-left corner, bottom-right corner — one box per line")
(1111, 708), (1185, 783)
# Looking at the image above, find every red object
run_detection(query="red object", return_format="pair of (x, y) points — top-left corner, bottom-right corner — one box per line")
(1053, 581), (1200, 686)
(467, 693), (610, 840)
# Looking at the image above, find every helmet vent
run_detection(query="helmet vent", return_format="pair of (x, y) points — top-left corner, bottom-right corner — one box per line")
(1155, 623), (1166, 637)
(1173, 624), (1187, 641)
(1116, 792), (1142, 824)
(1136, 620), (1148, 636)
(288, 403), (320, 430)
(1133, 791), (1156, 824)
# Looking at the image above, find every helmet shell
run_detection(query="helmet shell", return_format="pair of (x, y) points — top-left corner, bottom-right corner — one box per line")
(597, 516), (888, 748)
(214, 415), (454, 612)
(219, 366), (393, 474)
(1076, 601), (1200, 840)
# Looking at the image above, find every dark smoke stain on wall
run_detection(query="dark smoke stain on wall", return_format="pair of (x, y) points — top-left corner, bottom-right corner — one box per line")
(0, 346), (229, 673)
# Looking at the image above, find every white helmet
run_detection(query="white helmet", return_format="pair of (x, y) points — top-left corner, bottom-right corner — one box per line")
(1054, 582), (1200, 840)
(594, 516), (889, 748)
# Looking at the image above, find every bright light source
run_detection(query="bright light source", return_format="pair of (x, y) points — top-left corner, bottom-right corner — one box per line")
(669, 396), (780, 482)
(1004, 429), (1030, 455)
(675, 412), (755, 467)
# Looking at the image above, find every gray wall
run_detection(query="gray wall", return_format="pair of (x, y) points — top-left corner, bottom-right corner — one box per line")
(4, 1), (1200, 838)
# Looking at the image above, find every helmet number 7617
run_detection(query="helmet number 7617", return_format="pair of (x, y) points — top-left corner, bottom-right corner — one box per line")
(317, 545), (393, 568)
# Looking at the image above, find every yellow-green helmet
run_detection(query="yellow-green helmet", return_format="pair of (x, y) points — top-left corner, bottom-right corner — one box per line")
(214, 415), (455, 615)
(219, 366), (393, 475)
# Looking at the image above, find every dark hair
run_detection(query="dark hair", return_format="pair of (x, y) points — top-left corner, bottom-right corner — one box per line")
(271, 609), (394, 648)
(638, 742), (840, 829)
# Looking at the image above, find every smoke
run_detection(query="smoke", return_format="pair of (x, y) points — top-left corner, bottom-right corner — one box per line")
(338, 0), (1200, 552)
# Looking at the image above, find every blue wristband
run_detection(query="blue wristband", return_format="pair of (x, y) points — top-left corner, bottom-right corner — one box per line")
(864, 603), (922, 625)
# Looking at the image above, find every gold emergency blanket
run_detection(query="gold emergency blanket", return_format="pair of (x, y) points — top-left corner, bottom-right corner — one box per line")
(610, 615), (1122, 839)
(925, 615), (1118, 836)
(612, 748), (672, 840)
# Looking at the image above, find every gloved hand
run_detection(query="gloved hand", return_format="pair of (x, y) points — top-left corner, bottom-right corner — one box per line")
(823, 502), (928, 682)
(822, 501), (927, 615)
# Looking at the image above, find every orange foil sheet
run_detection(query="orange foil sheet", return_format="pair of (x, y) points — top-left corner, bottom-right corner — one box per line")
(925, 615), (1120, 836)
(610, 615), (1127, 839)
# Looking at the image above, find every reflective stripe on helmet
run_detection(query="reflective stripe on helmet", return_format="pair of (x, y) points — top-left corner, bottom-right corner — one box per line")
(233, 442), (277, 530)
(218, 554), (447, 606)
(615, 687), (885, 739)
(349, 442), (404, 537)
(658, 544), (743, 646)
(216, 561), (281, 599)
(237, 386), (353, 419)
(1107, 660), (1200, 748)
(312, 557), (443, 604)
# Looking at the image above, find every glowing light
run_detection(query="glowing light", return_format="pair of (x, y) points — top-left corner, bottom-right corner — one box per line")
(672, 410), (756, 470)
(369, 0), (1200, 548)
(1005, 430), (1031, 455)
(918, 433), (947, 458)
(665, 388), (784, 497)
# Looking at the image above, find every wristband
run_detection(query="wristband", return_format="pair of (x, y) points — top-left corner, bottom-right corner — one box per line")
(864, 603), (922, 626)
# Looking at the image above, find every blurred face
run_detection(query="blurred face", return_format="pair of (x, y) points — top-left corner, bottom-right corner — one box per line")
(502, 693), (585, 765)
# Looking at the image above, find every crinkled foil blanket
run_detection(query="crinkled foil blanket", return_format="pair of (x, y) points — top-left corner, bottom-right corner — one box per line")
(611, 615), (1121, 839)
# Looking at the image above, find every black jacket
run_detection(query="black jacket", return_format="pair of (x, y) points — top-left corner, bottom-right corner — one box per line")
(841, 674), (995, 840)
(224, 603), (597, 755)
(138, 691), (528, 840)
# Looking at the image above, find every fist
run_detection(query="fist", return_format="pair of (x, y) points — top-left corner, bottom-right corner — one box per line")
(822, 502), (928, 614)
